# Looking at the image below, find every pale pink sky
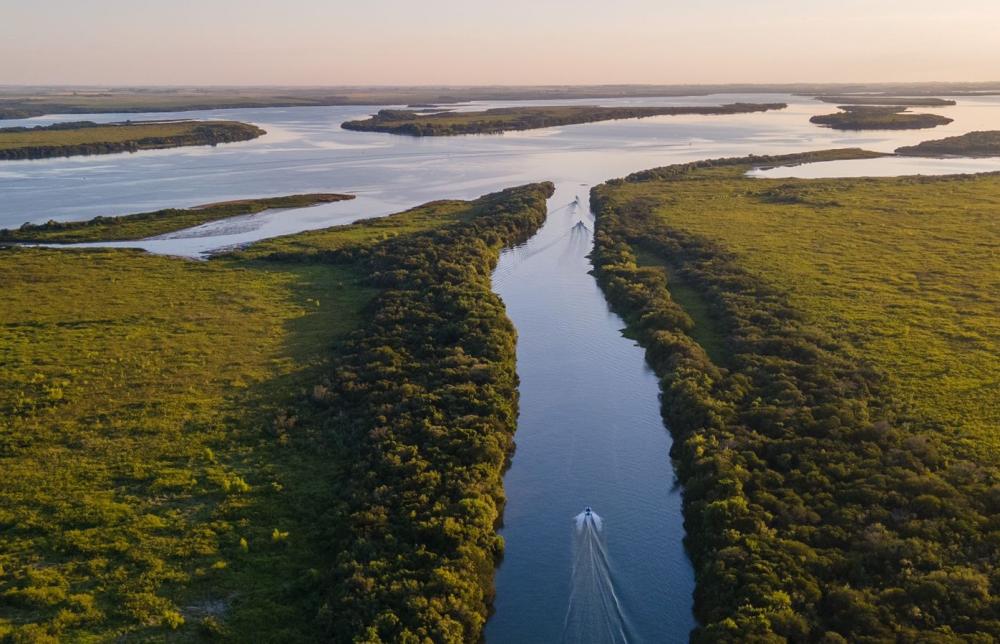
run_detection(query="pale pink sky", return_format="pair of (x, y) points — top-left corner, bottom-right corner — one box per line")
(2, 0), (998, 85)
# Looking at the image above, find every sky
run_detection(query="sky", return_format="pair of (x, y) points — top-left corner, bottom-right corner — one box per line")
(2, 0), (999, 86)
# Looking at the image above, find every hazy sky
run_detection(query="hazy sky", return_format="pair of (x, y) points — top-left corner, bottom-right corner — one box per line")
(2, 0), (999, 85)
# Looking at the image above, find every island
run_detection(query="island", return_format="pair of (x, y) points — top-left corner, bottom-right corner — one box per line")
(813, 95), (956, 106)
(341, 103), (788, 136)
(810, 105), (953, 130)
(591, 152), (999, 641)
(0, 120), (265, 160)
(896, 130), (1000, 156)
(0, 193), (352, 243)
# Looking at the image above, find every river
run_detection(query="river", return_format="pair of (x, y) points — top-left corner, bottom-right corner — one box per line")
(4, 94), (1000, 642)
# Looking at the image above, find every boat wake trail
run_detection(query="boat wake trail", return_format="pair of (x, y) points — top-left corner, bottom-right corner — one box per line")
(562, 510), (630, 643)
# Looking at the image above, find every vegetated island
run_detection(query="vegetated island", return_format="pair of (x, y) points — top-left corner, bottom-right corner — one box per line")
(341, 103), (787, 136)
(810, 105), (953, 130)
(0, 194), (352, 243)
(896, 130), (1000, 156)
(0, 120), (265, 160)
(813, 95), (956, 106)
(591, 151), (999, 641)
(0, 182), (553, 641)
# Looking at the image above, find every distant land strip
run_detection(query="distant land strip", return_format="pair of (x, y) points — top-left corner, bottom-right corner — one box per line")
(0, 119), (265, 160)
(0, 194), (353, 243)
(2, 83), (997, 119)
(341, 103), (788, 136)
(813, 96), (957, 106)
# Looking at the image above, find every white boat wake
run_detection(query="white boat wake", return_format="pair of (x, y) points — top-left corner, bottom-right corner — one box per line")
(563, 509), (630, 643)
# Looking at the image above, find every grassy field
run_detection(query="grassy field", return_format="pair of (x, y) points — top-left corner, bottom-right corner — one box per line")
(1, 194), (353, 243)
(0, 183), (553, 642)
(0, 120), (264, 160)
(897, 130), (1000, 156)
(810, 105), (953, 130)
(0, 246), (372, 642)
(341, 103), (787, 136)
(605, 162), (999, 455)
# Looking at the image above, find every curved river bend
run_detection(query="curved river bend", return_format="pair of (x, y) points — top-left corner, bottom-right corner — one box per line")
(4, 95), (1000, 642)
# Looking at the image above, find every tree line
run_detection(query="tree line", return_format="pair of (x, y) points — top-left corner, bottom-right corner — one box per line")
(264, 183), (554, 642)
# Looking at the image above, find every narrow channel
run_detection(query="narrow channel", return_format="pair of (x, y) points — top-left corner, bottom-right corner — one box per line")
(486, 183), (695, 643)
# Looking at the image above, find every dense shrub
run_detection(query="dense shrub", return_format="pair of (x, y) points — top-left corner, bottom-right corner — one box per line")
(290, 183), (554, 642)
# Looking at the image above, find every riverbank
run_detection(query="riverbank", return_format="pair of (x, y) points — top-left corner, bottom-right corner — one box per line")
(341, 103), (788, 136)
(0, 120), (265, 160)
(590, 152), (999, 640)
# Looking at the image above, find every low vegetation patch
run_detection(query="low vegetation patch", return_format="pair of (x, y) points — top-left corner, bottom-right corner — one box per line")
(0, 120), (265, 160)
(0, 193), (353, 243)
(591, 152), (999, 641)
(0, 183), (553, 642)
(341, 103), (787, 136)
(810, 105), (953, 130)
(896, 130), (1000, 157)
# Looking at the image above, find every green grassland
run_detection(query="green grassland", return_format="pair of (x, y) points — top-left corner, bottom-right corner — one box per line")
(0, 247), (371, 642)
(606, 161), (999, 453)
(0, 194), (354, 243)
(0, 182), (553, 642)
(897, 130), (1000, 157)
(591, 152), (999, 640)
(341, 103), (787, 136)
(810, 105), (953, 130)
(0, 120), (264, 160)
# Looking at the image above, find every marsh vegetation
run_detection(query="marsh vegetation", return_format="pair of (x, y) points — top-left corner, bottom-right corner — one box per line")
(591, 153), (999, 641)
(0, 194), (353, 243)
(810, 106), (953, 130)
(0, 120), (265, 160)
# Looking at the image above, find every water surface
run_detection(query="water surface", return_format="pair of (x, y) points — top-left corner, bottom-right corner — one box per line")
(488, 184), (694, 642)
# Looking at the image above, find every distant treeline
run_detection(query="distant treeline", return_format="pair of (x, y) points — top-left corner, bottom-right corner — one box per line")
(0, 120), (264, 160)
(0, 193), (351, 243)
(896, 130), (1000, 157)
(265, 183), (554, 641)
(2, 83), (997, 120)
(591, 153), (999, 641)
(810, 106), (952, 130)
(341, 103), (788, 136)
